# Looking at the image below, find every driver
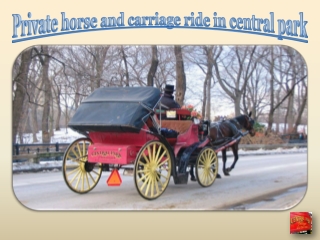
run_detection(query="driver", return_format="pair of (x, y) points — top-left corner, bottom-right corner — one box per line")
(160, 84), (181, 109)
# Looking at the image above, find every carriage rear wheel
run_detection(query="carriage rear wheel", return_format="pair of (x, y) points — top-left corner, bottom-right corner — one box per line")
(195, 147), (218, 187)
(134, 140), (172, 200)
(62, 138), (102, 194)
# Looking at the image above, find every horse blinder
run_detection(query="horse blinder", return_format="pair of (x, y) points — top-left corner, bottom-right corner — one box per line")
(247, 117), (256, 136)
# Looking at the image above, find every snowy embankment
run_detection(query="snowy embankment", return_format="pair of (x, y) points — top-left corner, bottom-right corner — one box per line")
(18, 128), (85, 144)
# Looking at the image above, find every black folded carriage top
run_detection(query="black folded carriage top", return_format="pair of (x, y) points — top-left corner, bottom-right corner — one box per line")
(68, 86), (161, 133)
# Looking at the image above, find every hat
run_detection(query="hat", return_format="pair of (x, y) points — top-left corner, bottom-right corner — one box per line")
(164, 84), (175, 93)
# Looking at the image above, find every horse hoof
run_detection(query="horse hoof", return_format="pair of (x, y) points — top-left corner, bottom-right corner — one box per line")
(190, 176), (197, 181)
(216, 173), (222, 179)
(223, 172), (230, 176)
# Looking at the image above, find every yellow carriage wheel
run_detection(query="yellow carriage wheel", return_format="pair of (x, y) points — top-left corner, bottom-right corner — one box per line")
(134, 140), (172, 200)
(195, 147), (218, 187)
(63, 138), (102, 194)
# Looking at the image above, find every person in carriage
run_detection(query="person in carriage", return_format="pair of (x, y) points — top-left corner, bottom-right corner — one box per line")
(160, 84), (181, 109)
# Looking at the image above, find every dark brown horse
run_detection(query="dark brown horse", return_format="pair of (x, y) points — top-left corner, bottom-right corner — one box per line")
(190, 112), (256, 181)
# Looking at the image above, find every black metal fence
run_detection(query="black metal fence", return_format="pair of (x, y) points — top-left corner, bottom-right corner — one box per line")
(13, 142), (70, 155)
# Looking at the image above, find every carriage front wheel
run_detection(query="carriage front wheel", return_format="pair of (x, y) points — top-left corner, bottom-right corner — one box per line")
(134, 140), (172, 200)
(62, 138), (102, 194)
(195, 147), (218, 187)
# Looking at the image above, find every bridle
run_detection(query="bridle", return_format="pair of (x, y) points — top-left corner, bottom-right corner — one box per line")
(244, 115), (255, 136)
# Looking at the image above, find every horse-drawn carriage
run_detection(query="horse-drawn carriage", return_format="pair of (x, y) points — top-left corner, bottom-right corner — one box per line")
(62, 86), (255, 200)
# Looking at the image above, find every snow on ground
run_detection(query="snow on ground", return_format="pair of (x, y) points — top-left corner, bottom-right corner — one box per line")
(238, 146), (307, 155)
(18, 128), (85, 144)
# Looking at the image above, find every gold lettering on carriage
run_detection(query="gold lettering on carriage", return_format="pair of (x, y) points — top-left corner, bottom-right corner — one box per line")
(290, 216), (310, 224)
(91, 150), (121, 159)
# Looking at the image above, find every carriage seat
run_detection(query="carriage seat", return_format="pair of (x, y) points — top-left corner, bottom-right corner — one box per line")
(161, 120), (193, 135)
(160, 120), (193, 145)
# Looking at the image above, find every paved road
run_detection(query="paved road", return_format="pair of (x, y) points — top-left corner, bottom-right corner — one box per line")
(12, 152), (307, 210)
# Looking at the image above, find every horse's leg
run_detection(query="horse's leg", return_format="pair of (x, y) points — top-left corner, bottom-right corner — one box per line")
(226, 143), (239, 173)
(222, 149), (229, 176)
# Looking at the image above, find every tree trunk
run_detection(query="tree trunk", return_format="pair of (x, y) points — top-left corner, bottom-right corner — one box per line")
(55, 95), (62, 131)
(266, 48), (275, 135)
(94, 46), (109, 89)
(51, 76), (61, 131)
(31, 104), (39, 142)
(85, 46), (109, 90)
(174, 45), (186, 106)
(41, 46), (52, 143)
(201, 78), (208, 118)
(121, 46), (130, 86)
(287, 87), (295, 132)
(234, 93), (242, 116)
(275, 89), (280, 133)
(17, 98), (29, 144)
(293, 84), (307, 133)
(147, 46), (158, 86)
(12, 47), (32, 144)
(206, 77), (211, 120)
(50, 96), (54, 137)
(30, 79), (44, 143)
(204, 46), (213, 120)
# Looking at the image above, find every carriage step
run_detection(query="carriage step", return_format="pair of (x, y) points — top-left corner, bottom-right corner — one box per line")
(173, 172), (189, 184)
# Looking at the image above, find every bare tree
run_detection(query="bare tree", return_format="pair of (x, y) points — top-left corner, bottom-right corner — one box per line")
(213, 46), (258, 116)
(186, 46), (216, 119)
(36, 46), (52, 143)
(51, 68), (63, 131)
(120, 46), (130, 86)
(118, 46), (153, 86)
(262, 46), (307, 134)
(265, 46), (276, 134)
(153, 46), (176, 89)
(174, 45), (186, 106)
(84, 45), (110, 90)
(293, 80), (307, 133)
(202, 46), (218, 120)
(147, 46), (159, 86)
(28, 61), (44, 142)
(12, 47), (33, 144)
(12, 45), (308, 144)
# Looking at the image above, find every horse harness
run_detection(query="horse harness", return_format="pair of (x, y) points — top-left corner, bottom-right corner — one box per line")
(210, 118), (243, 140)
(229, 118), (243, 133)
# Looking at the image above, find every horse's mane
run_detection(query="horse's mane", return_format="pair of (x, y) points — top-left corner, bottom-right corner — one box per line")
(233, 115), (247, 127)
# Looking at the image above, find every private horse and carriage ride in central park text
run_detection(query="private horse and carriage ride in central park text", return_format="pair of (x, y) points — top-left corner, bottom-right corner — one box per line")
(63, 86), (256, 200)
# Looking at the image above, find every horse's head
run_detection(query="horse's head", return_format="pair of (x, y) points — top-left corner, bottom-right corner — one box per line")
(244, 111), (256, 137)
